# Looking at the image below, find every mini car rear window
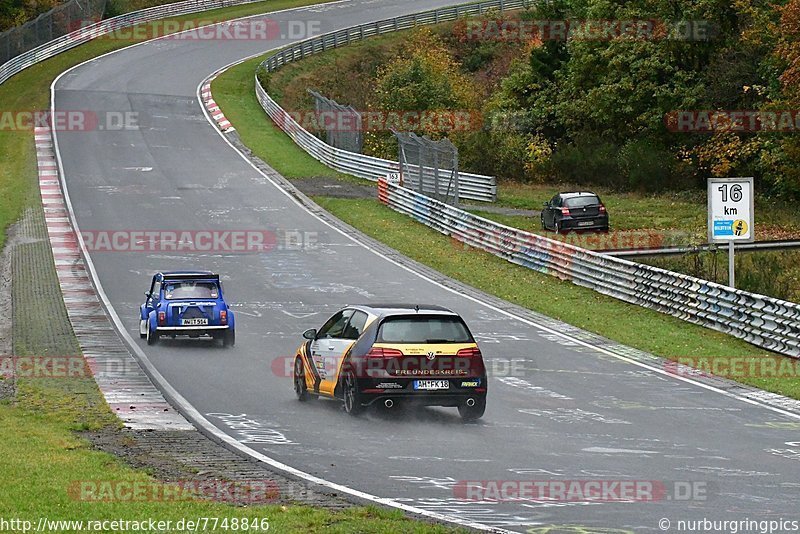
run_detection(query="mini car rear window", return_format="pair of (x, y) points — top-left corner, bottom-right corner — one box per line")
(164, 282), (219, 300)
(377, 316), (473, 343)
(564, 195), (600, 208)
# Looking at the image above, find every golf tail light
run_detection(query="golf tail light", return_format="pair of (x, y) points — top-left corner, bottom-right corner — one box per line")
(560, 207), (570, 215)
(599, 205), (606, 213)
(366, 347), (403, 359)
(457, 347), (484, 374)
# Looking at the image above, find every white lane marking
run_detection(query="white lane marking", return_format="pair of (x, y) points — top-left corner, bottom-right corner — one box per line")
(582, 447), (658, 454)
(195, 48), (800, 424)
(49, 3), (515, 534)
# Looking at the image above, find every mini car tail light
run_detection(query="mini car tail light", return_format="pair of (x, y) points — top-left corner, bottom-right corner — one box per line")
(220, 310), (227, 325)
(560, 207), (570, 215)
(366, 347), (404, 359)
(157, 311), (166, 325)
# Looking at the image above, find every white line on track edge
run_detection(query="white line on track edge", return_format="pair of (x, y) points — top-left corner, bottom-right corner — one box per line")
(47, 3), (800, 534)
(48, 3), (515, 533)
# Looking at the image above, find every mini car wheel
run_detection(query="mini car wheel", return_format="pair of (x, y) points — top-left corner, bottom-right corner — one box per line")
(146, 327), (159, 346)
(222, 329), (235, 348)
(342, 369), (364, 416)
(458, 397), (486, 422)
(139, 319), (147, 339)
(294, 357), (310, 401)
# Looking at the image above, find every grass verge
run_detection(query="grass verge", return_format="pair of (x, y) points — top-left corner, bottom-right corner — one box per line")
(213, 51), (800, 401)
(0, 0), (333, 251)
(1, 2), (462, 531)
(260, 17), (800, 243)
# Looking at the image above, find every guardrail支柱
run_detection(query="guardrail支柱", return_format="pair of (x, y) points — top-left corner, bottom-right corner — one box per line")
(377, 178), (800, 358)
(253, 0), (537, 203)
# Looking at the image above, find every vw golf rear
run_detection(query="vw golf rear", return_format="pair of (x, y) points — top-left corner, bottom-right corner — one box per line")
(293, 304), (487, 420)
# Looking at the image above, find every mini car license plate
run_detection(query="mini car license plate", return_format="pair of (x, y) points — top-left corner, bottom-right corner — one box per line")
(181, 318), (208, 326)
(578, 220), (593, 226)
(414, 380), (449, 390)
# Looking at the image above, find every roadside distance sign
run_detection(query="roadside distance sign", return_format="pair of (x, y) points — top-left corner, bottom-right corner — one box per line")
(707, 177), (754, 243)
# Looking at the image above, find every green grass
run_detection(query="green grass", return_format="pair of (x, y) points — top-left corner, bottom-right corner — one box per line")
(213, 51), (800, 401)
(215, 56), (347, 180)
(0, 0), (335, 250)
(0, 2), (465, 531)
(259, 20), (800, 244)
(0, 403), (455, 532)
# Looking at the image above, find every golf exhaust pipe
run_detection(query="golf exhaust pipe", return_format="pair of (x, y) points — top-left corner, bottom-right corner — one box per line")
(466, 398), (476, 407)
(384, 399), (394, 408)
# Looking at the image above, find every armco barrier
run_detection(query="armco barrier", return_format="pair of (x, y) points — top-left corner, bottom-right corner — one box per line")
(0, 0), (265, 85)
(378, 178), (800, 358)
(253, 0), (532, 203)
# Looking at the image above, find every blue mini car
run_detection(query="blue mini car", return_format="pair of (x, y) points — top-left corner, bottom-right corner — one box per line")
(139, 271), (235, 347)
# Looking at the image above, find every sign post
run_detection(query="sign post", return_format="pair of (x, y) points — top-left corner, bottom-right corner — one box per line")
(707, 177), (754, 288)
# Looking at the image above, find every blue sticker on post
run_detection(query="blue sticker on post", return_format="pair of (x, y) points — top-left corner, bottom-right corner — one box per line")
(714, 220), (733, 236)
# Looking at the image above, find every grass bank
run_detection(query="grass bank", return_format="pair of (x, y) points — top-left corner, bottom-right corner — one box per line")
(213, 50), (800, 401)
(1, 2), (463, 531)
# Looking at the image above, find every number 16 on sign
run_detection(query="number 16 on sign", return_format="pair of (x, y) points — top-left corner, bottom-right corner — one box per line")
(707, 177), (754, 289)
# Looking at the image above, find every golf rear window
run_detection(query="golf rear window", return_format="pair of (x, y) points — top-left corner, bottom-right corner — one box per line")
(564, 196), (600, 208)
(377, 316), (472, 343)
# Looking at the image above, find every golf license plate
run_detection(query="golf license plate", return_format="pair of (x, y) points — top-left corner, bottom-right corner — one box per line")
(181, 318), (208, 326)
(578, 220), (593, 227)
(413, 380), (449, 390)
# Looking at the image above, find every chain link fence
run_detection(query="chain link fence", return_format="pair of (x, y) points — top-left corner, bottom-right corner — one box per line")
(1, 0), (107, 65)
(394, 130), (459, 205)
(307, 89), (363, 153)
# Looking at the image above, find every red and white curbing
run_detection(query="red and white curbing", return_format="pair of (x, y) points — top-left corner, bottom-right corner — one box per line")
(35, 126), (193, 431)
(201, 81), (235, 132)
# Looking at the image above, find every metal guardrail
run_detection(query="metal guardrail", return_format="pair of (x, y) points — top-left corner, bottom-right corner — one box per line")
(256, 81), (496, 202)
(1, 0), (107, 67)
(0, 0), (264, 85)
(602, 239), (800, 257)
(378, 179), (800, 358)
(253, 0), (533, 203)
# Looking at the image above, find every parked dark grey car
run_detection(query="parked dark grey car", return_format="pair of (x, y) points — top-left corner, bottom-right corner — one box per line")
(541, 191), (609, 233)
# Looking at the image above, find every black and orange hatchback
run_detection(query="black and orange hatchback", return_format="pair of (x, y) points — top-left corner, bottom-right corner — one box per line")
(292, 304), (487, 421)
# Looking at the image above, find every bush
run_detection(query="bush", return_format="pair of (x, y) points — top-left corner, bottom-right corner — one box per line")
(618, 138), (678, 192)
(547, 138), (622, 188)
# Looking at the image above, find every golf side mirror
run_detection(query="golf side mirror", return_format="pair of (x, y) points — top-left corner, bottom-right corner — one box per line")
(302, 328), (317, 340)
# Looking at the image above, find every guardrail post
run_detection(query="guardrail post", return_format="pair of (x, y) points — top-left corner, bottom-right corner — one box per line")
(435, 9), (440, 23)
